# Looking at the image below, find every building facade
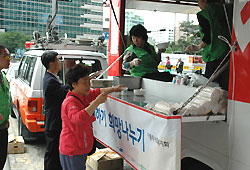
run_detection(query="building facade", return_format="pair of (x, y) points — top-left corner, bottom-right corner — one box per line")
(148, 28), (175, 44)
(125, 11), (144, 35)
(0, 0), (103, 39)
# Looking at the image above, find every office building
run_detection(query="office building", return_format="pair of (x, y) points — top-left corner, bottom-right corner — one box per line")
(148, 28), (175, 44)
(0, 0), (103, 39)
(125, 11), (144, 35)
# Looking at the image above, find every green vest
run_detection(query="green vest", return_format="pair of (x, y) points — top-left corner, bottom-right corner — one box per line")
(125, 44), (158, 77)
(197, 3), (231, 62)
(0, 72), (10, 128)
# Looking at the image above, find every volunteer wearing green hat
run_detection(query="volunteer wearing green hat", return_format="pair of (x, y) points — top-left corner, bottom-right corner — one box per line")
(122, 24), (173, 82)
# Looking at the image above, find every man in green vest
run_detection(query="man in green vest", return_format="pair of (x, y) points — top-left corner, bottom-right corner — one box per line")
(0, 44), (11, 170)
(185, 0), (231, 90)
(122, 24), (173, 82)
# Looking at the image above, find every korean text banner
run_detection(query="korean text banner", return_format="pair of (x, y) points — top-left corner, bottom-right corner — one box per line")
(93, 96), (181, 170)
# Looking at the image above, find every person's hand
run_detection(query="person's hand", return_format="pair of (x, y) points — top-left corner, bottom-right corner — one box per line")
(185, 45), (195, 53)
(112, 86), (126, 92)
(95, 92), (108, 104)
(0, 113), (3, 121)
(185, 44), (203, 53)
(131, 58), (142, 67)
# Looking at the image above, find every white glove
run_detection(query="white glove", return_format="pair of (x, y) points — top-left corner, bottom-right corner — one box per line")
(132, 58), (142, 66)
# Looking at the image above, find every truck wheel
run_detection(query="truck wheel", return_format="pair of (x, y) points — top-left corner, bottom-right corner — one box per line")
(182, 157), (213, 170)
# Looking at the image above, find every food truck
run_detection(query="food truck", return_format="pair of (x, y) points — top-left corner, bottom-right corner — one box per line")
(92, 0), (250, 170)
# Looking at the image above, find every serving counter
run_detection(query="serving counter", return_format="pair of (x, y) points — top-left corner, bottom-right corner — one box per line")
(92, 78), (226, 170)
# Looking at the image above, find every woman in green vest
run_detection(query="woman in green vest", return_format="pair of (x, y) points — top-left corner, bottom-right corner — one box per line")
(122, 24), (173, 82)
(185, 0), (231, 90)
(0, 45), (11, 170)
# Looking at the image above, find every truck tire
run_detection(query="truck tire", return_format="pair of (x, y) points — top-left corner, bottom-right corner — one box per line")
(182, 157), (213, 170)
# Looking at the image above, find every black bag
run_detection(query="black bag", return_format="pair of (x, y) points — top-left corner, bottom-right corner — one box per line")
(88, 137), (97, 156)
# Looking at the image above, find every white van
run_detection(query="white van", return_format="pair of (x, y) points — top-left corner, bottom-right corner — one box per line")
(10, 49), (108, 139)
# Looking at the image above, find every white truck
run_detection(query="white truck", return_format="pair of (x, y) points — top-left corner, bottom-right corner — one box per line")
(93, 0), (250, 169)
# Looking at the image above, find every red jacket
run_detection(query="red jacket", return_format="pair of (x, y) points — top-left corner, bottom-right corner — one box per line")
(59, 89), (100, 156)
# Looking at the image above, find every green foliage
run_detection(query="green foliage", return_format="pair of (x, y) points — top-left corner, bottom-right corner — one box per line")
(0, 32), (32, 53)
(165, 21), (201, 54)
(165, 46), (173, 53)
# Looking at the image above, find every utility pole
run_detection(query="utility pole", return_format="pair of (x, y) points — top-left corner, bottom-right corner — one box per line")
(52, 0), (57, 28)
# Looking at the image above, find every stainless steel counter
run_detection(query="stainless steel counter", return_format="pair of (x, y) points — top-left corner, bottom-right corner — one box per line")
(110, 91), (176, 111)
(110, 91), (226, 122)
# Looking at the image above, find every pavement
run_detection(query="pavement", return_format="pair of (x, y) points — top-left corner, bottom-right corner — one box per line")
(3, 117), (45, 170)
(4, 117), (134, 170)
(3, 158), (10, 170)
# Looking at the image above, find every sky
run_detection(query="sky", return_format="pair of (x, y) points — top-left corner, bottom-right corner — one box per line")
(132, 10), (199, 31)
(103, 7), (199, 31)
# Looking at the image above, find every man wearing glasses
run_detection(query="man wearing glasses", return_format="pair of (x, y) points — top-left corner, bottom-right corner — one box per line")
(0, 44), (11, 170)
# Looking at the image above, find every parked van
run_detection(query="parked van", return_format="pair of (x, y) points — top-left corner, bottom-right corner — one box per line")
(10, 50), (108, 139)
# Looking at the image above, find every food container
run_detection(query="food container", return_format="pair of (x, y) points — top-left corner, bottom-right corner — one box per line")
(133, 89), (146, 96)
(156, 42), (170, 50)
(90, 79), (113, 88)
(113, 76), (141, 90)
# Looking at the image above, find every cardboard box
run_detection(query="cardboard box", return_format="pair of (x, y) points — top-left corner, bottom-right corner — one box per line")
(8, 134), (24, 154)
(86, 148), (123, 170)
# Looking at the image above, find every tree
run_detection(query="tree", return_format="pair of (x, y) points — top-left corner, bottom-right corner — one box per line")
(180, 21), (201, 48)
(166, 21), (201, 54)
(0, 32), (32, 53)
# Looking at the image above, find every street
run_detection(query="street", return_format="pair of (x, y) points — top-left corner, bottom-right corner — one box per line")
(4, 116), (134, 170)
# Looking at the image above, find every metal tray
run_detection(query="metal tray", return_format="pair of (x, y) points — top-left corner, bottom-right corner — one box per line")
(113, 76), (141, 90)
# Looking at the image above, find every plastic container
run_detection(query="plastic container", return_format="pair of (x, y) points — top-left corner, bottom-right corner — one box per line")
(176, 76), (181, 85)
(121, 87), (128, 96)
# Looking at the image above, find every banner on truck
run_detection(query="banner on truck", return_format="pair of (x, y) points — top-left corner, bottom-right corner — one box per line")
(93, 96), (181, 170)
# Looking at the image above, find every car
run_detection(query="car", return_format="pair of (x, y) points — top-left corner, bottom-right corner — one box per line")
(10, 49), (108, 139)
(5, 62), (20, 83)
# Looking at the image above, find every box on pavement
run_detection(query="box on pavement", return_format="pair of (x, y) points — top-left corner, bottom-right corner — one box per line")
(86, 148), (123, 170)
(8, 134), (24, 154)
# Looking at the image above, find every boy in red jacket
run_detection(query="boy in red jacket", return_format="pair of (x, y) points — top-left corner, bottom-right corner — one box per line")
(59, 64), (123, 170)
